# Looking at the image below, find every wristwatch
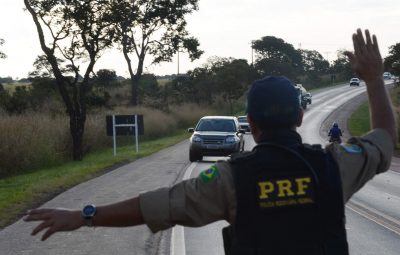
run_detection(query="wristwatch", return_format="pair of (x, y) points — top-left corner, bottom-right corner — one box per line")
(82, 204), (97, 226)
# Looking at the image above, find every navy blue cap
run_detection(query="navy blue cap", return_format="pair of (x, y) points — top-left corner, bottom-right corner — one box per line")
(246, 76), (300, 128)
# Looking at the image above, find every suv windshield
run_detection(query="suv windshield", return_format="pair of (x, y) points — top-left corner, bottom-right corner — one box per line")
(196, 119), (237, 132)
(237, 117), (247, 123)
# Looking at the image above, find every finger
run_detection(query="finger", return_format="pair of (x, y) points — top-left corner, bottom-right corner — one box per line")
(372, 34), (381, 54)
(24, 212), (52, 222)
(356, 28), (366, 54)
(352, 34), (361, 56)
(365, 29), (373, 48)
(26, 209), (53, 215)
(42, 227), (57, 241)
(32, 220), (53, 236)
(344, 51), (355, 62)
(357, 28), (366, 46)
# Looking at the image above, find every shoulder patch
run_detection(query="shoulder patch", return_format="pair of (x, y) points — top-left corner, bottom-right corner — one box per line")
(199, 165), (220, 183)
(339, 143), (363, 154)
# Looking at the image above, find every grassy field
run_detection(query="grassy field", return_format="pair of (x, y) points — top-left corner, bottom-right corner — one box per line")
(0, 131), (190, 229)
(348, 86), (399, 139)
(348, 101), (370, 136)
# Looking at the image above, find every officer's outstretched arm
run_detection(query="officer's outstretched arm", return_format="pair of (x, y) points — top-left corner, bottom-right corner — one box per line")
(24, 197), (144, 241)
(345, 29), (397, 146)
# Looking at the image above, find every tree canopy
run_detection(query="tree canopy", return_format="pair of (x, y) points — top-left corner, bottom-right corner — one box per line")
(25, 0), (116, 160)
(384, 43), (400, 76)
(111, 0), (203, 105)
(253, 36), (302, 80)
(0, 38), (6, 59)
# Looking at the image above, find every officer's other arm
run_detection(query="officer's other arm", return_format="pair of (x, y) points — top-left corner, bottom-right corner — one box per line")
(345, 29), (397, 146)
(24, 197), (144, 241)
(139, 162), (235, 232)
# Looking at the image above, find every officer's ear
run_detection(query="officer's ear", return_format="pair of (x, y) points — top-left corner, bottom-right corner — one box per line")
(296, 108), (304, 127)
(247, 116), (262, 142)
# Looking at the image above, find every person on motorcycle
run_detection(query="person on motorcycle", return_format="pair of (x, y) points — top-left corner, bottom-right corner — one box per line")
(329, 122), (343, 143)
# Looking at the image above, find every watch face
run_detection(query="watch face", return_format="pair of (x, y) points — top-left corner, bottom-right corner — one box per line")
(83, 205), (96, 217)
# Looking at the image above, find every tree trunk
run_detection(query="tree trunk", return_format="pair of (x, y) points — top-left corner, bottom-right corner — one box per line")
(131, 76), (139, 106)
(228, 96), (233, 115)
(70, 112), (85, 160)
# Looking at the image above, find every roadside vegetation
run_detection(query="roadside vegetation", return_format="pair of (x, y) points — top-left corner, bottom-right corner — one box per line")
(348, 85), (400, 146)
(0, 131), (190, 228)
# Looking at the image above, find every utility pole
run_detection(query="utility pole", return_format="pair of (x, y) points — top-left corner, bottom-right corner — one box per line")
(177, 50), (180, 76)
(324, 51), (330, 63)
(251, 40), (255, 66)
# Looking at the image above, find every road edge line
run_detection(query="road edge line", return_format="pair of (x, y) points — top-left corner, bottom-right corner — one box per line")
(170, 162), (197, 255)
(346, 200), (400, 236)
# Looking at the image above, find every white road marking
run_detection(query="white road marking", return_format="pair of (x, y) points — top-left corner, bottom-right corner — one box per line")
(170, 162), (197, 255)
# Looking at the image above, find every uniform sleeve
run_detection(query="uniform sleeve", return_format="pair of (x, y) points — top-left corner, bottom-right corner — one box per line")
(138, 162), (236, 233)
(327, 128), (393, 202)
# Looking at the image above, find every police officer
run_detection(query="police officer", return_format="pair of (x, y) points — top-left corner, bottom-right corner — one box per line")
(25, 29), (395, 255)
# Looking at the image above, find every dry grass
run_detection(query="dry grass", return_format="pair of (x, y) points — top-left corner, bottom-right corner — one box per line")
(3, 82), (32, 94)
(0, 103), (218, 176)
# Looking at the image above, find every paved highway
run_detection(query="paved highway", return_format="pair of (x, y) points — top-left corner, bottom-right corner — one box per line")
(1, 82), (399, 255)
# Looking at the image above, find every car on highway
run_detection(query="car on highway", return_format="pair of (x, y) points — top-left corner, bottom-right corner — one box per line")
(302, 92), (312, 105)
(349, 78), (360, 86)
(294, 84), (312, 109)
(237, 115), (250, 132)
(188, 116), (245, 162)
(383, 72), (392, 80)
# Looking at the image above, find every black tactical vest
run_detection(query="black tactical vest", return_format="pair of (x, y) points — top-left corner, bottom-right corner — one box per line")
(226, 131), (348, 255)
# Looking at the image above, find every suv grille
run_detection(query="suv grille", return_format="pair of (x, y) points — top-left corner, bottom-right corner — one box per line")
(202, 137), (225, 145)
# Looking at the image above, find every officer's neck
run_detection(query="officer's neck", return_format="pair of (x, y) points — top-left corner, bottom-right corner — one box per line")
(253, 127), (301, 145)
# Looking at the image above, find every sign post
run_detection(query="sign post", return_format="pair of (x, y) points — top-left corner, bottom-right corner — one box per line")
(106, 115), (144, 156)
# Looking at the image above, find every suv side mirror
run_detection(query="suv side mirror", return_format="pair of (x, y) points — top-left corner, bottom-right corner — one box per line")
(238, 129), (246, 134)
(188, 128), (194, 133)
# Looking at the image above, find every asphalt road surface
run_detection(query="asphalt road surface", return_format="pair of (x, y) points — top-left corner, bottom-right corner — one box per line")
(1, 81), (399, 255)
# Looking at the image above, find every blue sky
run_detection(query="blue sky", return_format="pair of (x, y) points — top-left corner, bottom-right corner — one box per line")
(1, 0), (399, 79)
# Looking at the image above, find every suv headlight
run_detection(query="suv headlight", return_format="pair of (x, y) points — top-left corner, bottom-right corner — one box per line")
(225, 136), (236, 143)
(192, 135), (202, 143)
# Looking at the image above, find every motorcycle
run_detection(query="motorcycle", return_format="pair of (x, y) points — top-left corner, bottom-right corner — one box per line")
(329, 136), (342, 144)
(328, 129), (343, 144)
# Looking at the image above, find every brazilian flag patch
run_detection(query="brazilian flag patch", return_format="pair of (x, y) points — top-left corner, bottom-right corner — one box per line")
(339, 143), (363, 154)
(199, 165), (220, 183)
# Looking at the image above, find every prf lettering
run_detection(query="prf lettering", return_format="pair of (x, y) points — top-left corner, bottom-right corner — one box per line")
(258, 177), (312, 199)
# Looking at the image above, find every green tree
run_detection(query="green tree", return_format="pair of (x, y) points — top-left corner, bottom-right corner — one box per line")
(0, 38), (6, 59)
(111, 0), (203, 106)
(330, 50), (353, 80)
(29, 76), (58, 110)
(25, 0), (115, 160)
(384, 43), (400, 76)
(138, 73), (159, 100)
(213, 58), (253, 114)
(300, 49), (329, 87)
(187, 66), (216, 104)
(253, 36), (302, 80)
(300, 49), (329, 73)
(94, 69), (118, 96)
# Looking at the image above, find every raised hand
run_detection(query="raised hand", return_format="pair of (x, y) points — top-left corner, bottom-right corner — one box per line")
(345, 29), (384, 83)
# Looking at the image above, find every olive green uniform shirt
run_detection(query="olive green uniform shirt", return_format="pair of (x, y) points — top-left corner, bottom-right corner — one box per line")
(139, 129), (393, 233)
